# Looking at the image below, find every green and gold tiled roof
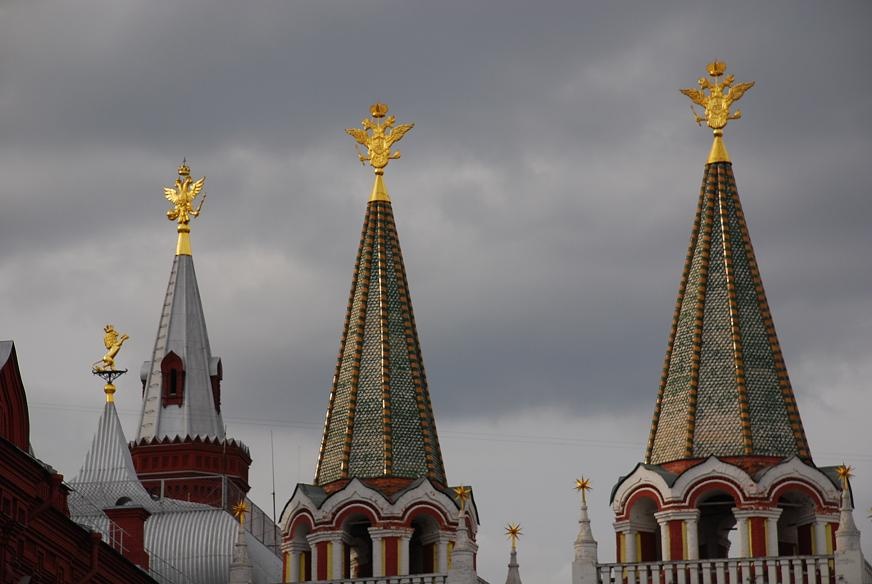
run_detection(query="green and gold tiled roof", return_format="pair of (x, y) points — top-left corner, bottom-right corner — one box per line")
(315, 197), (446, 487)
(645, 161), (811, 465)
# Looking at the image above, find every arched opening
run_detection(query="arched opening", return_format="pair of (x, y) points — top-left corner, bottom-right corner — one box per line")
(160, 352), (185, 406)
(290, 518), (313, 582)
(342, 513), (373, 578)
(409, 514), (441, 574)
(627, 496), (661, 561)
(695, 490), (737, 559)
(776, 490), (817, 556)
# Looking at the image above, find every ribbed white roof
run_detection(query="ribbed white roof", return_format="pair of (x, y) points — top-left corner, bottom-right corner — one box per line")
(137, 254), (225, 441)
(69, 398), (280, 584)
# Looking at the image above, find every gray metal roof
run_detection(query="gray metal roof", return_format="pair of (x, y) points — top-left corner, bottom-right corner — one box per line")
(0, 340), (13, 366)
(137, 254), (225, 441)
(504, 549), (522, 584)
(69, 399), (280, 584)
(145, 509), (280, 584)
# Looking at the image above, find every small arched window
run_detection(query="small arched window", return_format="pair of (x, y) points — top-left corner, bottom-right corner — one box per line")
(161, 352), (185, 406)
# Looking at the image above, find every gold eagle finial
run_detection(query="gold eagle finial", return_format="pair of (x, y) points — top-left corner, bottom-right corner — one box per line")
(680, 61), (754, 163)
(163, 160), (206, 255)
(346, 103), (414, 176)
(681, 60), (754, 130)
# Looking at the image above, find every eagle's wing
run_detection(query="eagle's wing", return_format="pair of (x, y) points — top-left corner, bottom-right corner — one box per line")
(726, 81), (755, 105)
(386, 123), (414, 148)
(345, 128), (369, 146)
(190, 177), (206, 198)
(164, 187), (178, 204)
(680, 88), (708, 108)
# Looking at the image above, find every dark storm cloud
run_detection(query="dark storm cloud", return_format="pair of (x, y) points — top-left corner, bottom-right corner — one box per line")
(2, 0), (871, 425)
(3, 2), (872, 581)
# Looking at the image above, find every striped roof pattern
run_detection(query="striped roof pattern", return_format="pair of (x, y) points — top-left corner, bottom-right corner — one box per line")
(315, 199), (446, 486)
(137, 254), (225, 442)
(645, 161), (811, 465)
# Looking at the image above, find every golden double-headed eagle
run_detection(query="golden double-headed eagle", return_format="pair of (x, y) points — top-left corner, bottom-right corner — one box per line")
(346, 103), (414, 173)
(164, 161), (206, 226)
(680, 61), (754, 130)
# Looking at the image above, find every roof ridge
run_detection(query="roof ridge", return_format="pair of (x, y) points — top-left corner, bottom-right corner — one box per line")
(646, 161), (811, 466)
(315, 198), (447, 487)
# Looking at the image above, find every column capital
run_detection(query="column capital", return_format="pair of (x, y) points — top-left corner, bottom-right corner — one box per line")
(368, 527), (414, 539)
(732, 507), (782, 520)
(306, 531), (345, 546)
(284, 541), (310, 553)
(654, 509), (700, 523)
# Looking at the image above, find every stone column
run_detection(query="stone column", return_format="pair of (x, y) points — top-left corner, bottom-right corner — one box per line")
(656, 514), (671, 561)
(305, 533), (327, 580)
(685, 514), (699, 560)
(654, 509), (699, 561)
(732, 509), (781, 557)
(368, 528), (385, 577)
(330, 533), (345, 579)
(436, 533), (452, 573)
(397, 528), (414, 575)
(285, 542), (308, 583)
(758, 509), (782, 557)
(733, 509), (750, 557)
(813, 517), (831, 555)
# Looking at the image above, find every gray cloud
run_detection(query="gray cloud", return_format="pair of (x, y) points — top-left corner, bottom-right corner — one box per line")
(2, 1), (871, 582)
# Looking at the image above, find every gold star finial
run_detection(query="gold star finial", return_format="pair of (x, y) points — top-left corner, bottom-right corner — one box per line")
(163, 160), (206, 255)
(575, 476), (592, 505)
(345, 103), (414, 202)
(506, 523), (524, 551)
(680, 61), (755, 164)
(836, 464), (854, 489)
(505, 522), (522, 551)
(454, 486), (472, 511)
(232, 500), (249, 526)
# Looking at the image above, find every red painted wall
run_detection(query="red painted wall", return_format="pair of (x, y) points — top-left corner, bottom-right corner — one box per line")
(749, 517), (767, 556)
(384, 537), (398, 577)
(669, 520), (684, 560)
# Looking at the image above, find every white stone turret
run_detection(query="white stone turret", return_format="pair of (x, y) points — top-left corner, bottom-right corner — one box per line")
(228, 522), (254, 584)
(446, 508), (478, 584)
(833, 485), (866, 583)
(572, 499), (598, 584)
(504, 548), (522, 584)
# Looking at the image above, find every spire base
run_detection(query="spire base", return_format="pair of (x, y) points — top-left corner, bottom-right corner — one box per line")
(176, 224), (192, 256)
(370, 171), (391, 202)
(707, 130), (731, 164)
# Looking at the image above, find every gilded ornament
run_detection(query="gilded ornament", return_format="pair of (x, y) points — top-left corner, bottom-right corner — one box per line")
(505, 522), (522, 550)
(346, 103), (414, 202)
(93, 324), (129, 373)
(163, 160), (206, 255)
(454, 485), (472, 511)
(233, 500), (249, 526)
(680, 61), (754, 163)
(836, 464), (854, 489)
(575, 476), (592, 505)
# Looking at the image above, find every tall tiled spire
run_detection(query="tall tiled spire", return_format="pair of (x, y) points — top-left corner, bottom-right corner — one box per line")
(646, 63), (810, 465)
(315, 104), (446, 487)
(136, 162), (223, 442)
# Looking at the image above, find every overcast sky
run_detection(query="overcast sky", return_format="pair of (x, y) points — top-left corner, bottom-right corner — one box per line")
(1, 1), (871, 582)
